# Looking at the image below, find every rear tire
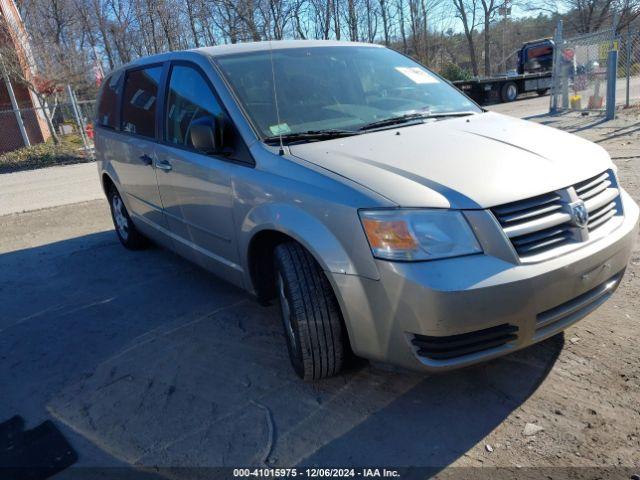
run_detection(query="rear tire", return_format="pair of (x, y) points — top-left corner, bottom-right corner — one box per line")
(107, 186), (150, 250)
(537, 88), (550, 96)
(274, 242), (346, 380)
(500, 82), (518, 102)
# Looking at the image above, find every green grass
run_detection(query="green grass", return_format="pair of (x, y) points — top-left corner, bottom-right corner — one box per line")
(0, 134), (93, 174)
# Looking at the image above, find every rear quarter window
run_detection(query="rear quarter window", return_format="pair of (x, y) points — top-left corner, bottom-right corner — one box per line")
(96, 71), (122, 129)
(120, 66), (163, 138)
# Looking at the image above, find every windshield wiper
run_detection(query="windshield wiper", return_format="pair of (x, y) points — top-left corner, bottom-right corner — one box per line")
(358, 113), (428, 131)
(420, 111), (478, 119)
(264, 129), (360, 145)
(358, 111), (477, 131)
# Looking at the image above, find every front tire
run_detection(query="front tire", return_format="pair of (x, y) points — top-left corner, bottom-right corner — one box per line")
(500, 81), (518, 102)
(107, 186), (149, 250)
(274, 242), (346, 380)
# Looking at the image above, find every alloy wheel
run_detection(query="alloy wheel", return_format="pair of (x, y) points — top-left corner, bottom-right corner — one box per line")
(111, 193), (129, 241)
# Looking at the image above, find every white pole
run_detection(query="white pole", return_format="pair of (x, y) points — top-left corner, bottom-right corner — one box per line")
(66, 84), (89, 153)
(550, 20), (563, 114)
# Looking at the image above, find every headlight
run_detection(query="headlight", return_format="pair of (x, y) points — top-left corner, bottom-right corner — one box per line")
(359, 209), (482, 261)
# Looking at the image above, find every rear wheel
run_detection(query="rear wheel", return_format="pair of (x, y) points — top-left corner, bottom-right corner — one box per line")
(537, 88), (550, 96)
(274, 242), (346, 380)
(107, 186), (150, 250)
(500, 82), (518, 102)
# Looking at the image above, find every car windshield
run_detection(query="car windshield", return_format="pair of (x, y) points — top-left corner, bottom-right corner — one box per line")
(215, 46), (481, 140)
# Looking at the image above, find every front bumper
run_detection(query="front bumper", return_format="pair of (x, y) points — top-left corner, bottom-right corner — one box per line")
(330, 190), (639, 372)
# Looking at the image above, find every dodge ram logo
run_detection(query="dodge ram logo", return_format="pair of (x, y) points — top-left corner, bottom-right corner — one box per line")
(570, 200), (589, 228)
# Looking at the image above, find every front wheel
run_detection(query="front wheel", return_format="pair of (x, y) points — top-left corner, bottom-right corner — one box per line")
(274, 242), (346, 380)
(107, 186), (150, 250)
(500, 82), (518, 102)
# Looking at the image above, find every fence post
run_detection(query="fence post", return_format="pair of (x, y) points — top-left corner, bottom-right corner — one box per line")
(606, 49), (618, 120)
(626, 27), (632, 107)
(550, 20), (563, 114)
(562, 65), (569, 110)
(66, 84), (90, 153)
(0, 54), (30, 147)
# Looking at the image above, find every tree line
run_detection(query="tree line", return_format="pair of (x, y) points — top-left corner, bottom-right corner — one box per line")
(8, 0), (640, 102)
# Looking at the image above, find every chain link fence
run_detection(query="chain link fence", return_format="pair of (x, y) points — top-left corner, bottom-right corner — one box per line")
(0, 95), (96, 173)
(550, 28), (617, 114)
(618, 27), (640, 108)
(550, 23), (640, 117)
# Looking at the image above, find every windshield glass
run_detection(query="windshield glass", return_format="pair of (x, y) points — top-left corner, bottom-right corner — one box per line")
(215, 46), (480, 139)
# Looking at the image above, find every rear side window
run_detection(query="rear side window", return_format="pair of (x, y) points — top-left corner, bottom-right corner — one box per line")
(97, 71), (122, 129)
(120, 66), (163, 138)
(165, 64), (224, 149)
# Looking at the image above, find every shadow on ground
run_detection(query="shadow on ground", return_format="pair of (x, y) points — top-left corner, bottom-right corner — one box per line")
(0, 231), (563, 476)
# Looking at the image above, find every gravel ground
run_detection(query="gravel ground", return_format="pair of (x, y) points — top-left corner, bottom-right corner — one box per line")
(0, 111), (638, 479)
(443, 110), (640, 472)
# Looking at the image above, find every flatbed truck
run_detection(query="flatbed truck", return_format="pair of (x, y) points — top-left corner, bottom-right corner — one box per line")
(453, 38), (555, 104)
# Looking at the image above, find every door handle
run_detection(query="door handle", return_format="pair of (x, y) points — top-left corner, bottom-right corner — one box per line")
(139, 154), (153, 166)
(155, 160), (172, 172)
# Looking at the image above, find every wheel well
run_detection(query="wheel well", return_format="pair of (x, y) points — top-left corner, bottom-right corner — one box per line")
(102, 173), (116, 196)
(248, 231), (355, 361)
(248, 230), (295, 303)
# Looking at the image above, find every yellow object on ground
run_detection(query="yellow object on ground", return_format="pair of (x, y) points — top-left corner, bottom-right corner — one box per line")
(570, 95), (582, 110)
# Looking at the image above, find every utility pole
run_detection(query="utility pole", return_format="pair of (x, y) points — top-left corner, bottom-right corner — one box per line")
(499, 0), (511, 72)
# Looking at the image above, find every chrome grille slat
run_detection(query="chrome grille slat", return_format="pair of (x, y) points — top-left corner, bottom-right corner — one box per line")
(492, 193), (561, 217)
(491, 170), (621, 260)
(503, 212), (571, 238)
(588, 209), (616, 230)
(515, 233), (573, 254)
(578, 179), (611, 200)
(511, 226), (570, 247)
(499, 203), (563, 224)
(575, 172), (609, 194)
(588, 201), (616, 222)
(584, 188), (618, 212)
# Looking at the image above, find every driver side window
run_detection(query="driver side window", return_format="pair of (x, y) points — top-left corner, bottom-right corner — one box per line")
(165, 64), (224, 151)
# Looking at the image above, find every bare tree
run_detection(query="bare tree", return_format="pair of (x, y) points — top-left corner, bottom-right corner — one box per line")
(379, 0), (391, 45)
(397, 0), (408, 52)
(452, 0), (480, 76)
(480, 0), (500, 75)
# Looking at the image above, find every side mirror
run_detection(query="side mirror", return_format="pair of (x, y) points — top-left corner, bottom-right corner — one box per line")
(190, 116), (223, 154)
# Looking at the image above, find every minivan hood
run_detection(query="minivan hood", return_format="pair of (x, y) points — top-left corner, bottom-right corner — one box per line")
(289, 112), (612, 209)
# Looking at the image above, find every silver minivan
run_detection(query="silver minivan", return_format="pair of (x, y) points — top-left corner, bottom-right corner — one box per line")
(95, 40), (639, 380)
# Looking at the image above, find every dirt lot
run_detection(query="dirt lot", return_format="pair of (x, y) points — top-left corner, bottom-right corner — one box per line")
(1, 110), (639, 479)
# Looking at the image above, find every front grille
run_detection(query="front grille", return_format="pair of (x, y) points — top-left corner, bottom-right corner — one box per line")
(491, 170), (622, 260)
(411, 324), (518, 360)
(534, 271), (623, 340)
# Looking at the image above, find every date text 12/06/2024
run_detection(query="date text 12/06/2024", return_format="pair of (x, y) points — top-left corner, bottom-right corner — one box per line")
(233, 468), (401, 478)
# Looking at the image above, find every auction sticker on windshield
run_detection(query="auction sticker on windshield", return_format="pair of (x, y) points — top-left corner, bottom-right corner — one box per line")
(395, 67), (439, 84)
(269, 123), (292, 136)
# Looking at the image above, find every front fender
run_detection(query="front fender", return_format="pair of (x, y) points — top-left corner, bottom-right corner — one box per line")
(239, 202), (380, 283)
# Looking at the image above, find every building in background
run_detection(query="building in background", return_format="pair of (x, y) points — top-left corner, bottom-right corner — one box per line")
(0, 0), (50, 153)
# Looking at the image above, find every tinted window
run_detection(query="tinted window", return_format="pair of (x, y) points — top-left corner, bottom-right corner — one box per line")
(121, 66), (163, 138)
(165, 64), (224, 150)
(97, 71), (122, 129)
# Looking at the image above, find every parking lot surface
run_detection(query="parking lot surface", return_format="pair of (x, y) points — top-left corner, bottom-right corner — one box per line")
(1, 111), (639, 477)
